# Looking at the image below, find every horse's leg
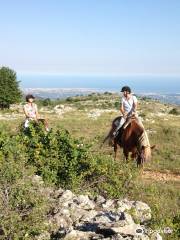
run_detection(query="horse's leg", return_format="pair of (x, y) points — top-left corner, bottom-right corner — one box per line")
(114, 142), (118, 160)
(136, 150), (145, 171)
(140, 163), (144, 173)
(131, 149), (137, 160)
(138, 161), (144, 174)
(123, 149), (129, 162)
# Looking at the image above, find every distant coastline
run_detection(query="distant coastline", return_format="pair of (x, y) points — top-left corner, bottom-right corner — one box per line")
(19, 73), (180, 105)
(22, 88), (180, 105)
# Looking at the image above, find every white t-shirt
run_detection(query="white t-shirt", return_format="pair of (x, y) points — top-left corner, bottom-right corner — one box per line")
(121, 95), (137, 114)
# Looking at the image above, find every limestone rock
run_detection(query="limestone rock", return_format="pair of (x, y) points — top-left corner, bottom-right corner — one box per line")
(132, 201), (151, 223)
(75, 195), (95, 210)
(33, 187), (162, 240)
(102, 199), (115, 209)
(117, 199), (133, 212)
(134, 235), (150, 240)
(150, 232), (162, 240)
(59, 190), (75, 207)
(95, 195), (106, 205)
(63, 230), (102, 240)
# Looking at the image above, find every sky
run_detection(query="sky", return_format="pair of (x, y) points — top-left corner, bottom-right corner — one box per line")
(0, 0), (180, 76)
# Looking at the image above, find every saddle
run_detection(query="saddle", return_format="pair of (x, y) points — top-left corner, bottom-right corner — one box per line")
(114, 115), (139, 145)
(123, 115), (150, 148)
(123, 114), (137, 129)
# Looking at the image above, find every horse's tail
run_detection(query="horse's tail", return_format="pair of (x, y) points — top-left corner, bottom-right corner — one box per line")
(100, 131), (113, 148)
(101, 116), (121, 148)
(102, 134), (109, 145)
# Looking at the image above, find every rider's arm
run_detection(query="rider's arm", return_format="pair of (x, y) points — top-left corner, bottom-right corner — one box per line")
(23, 106), (30, 118)
(133, 96), (138, 113)
(133, 101), (137, 112)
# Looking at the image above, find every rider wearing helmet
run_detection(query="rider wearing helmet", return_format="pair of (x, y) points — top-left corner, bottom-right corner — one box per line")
(113, 86), (139, 136)
(120, 86), (137, 117)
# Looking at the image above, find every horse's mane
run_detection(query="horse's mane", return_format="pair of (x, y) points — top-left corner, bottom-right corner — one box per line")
(125, 119), (151, 162)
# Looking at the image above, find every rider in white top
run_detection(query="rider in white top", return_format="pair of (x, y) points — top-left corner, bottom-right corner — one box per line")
(121, 94), (137, 116)
(113, 86), (138, 135)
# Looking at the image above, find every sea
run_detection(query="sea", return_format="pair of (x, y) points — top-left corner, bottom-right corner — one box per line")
(18, 74), (180, 105)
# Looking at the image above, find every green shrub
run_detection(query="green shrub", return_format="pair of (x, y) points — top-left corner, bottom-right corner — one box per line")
(0, 133), (49, 239)
(1, 122), (139, 196)
(104, 92), (113, 95)
(169, 108), (180, 115)
(114, 101), (120, 109)
(17, 122), (138, 195)
(0, 123), (140, 238)
(42, 98), (52, 106)
(172, 214), (180, 239)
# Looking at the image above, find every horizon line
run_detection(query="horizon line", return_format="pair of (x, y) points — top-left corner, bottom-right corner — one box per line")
(17, 71), (180, 77)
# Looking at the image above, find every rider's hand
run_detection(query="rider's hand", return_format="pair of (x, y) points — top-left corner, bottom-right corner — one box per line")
(34, 118), (38, 122)
(123, 112), (128, 118)
(132, 111), (136, 115)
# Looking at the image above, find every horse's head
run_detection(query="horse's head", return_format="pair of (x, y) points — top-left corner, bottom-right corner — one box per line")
(137, 145), (156, 166)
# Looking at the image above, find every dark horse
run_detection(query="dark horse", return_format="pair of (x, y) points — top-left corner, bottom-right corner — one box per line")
(103, 116), (154, 167)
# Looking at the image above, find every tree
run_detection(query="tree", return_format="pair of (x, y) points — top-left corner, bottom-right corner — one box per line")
(0, 66), (22, 109)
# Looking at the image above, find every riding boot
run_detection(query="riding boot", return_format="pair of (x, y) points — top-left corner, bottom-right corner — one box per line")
(113, 117), (125, 137)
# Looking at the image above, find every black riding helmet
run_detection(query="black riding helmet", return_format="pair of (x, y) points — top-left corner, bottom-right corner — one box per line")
(26, 94), (35, 102)
(121, 86), (131, 93)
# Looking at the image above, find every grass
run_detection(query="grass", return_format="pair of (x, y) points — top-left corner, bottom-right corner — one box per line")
(1, 93), (180, 172)
(0, 93), (180, 239)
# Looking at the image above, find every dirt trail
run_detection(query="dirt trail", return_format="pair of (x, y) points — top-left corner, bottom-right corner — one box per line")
(142, 169), (180, 182)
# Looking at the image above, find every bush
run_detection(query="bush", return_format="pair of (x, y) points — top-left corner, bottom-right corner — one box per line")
(18, 122), (138, 195)
(0, 123), (139, 238)
(173, 214), (180, 239)
(1, 122), (139, 196)
(42, 98), (52, 106)
(0, 132), (49, 239)
(104, 91), (113, 95)
(114, 101), (120, 109)
(169, 108), (180, 115)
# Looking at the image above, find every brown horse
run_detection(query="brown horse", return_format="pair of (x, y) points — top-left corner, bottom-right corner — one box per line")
(103, 116), (154, 167)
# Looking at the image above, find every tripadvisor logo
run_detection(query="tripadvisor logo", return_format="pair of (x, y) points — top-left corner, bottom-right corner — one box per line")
(135, 227), (144, 235)
(136, 226), (173, 235)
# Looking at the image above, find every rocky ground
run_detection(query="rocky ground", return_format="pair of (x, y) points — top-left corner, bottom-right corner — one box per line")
(32, 176), (163, 240)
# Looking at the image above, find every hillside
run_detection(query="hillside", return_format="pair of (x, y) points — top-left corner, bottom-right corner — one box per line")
(0, 93), (179, 239)
(22, 88), (180, 105)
